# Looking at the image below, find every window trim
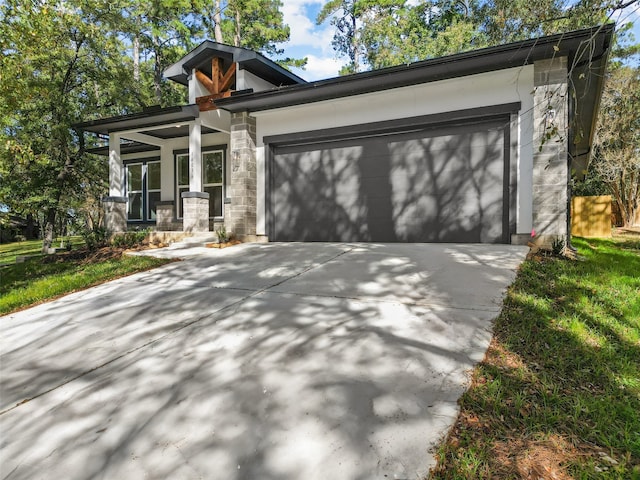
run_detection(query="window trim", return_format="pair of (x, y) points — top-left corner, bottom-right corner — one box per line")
(146, 160), (161, 221)
(123, 157), (160, 223)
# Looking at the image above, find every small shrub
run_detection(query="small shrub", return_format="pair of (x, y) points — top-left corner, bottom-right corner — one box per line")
(551, 237), (565, 256)
(216, 225), (228, 243)
(111, 229), (149, 249)
(82, 227), (108, 251)
(14, 235), (27, 242)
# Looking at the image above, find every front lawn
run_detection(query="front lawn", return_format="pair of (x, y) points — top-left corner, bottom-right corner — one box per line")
(0, 248), (173, 315)
(430, 237), (640, 479)
(0, 236), (83, 264)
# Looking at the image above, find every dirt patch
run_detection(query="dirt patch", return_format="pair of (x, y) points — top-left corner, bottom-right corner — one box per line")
(491, 435), (578, 480)
(41, 247), (124, 264)
(206, 240), (242, 249)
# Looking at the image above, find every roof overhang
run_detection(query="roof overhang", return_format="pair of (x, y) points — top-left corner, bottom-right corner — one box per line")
(75, 104), (201, 136)
(86, 141), (160, 157)
(163, 41), (306, 87)
(215, 25), (613, 172)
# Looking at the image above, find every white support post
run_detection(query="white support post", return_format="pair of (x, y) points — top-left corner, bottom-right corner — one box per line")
(189, 120), (202, 192)
(108, 133), (123, 196)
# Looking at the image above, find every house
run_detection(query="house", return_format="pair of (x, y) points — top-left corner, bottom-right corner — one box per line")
(77, 25), (614, 245)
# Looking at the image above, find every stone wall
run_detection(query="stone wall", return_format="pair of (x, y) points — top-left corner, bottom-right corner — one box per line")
(532, 57), (569, 246)
(156, 201), (176, 231)
(182, 192), (210, 232)
(102, 196), (127, 233)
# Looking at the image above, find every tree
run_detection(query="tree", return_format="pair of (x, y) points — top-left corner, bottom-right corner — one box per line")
(203, 0), (306, 69)
(317, 0), (368, 74)
(360, 0), (482, 70)
(0, 0), (136, 252)
(123, 0), (199, 106)
(592, 65), (640, 227)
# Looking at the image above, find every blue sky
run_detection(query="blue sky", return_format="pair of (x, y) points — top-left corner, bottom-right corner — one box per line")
(277, 0), (640, 82)
(277, 1), (348, 81)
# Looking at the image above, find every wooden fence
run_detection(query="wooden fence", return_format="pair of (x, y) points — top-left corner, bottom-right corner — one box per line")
(571, 195), (612, 238)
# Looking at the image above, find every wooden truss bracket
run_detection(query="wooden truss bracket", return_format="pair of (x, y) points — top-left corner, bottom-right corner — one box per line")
(195, 58), (236, 111)
(195, 91), (233, 112)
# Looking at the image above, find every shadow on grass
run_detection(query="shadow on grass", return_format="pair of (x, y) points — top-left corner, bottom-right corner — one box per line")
(431, 237), (640, 479)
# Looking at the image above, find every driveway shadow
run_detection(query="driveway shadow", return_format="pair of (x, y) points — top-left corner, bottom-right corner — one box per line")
(0, 243), (527, 480)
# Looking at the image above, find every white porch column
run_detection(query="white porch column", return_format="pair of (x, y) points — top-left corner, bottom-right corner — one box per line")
(189, 120), (202, 192)
(182, 118), (209, 233)
(104, 133), (127, 233)
(108, 133), (123, 196)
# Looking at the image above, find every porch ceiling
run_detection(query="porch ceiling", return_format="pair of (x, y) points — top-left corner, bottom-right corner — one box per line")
(75, 104), (200, 136)
(140, 125), (217, 139)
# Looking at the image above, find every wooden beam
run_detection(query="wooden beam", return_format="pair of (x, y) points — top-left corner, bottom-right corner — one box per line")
(219, 62), (237, 92)
(195, 91), (233, 112)
(195, 69), (216, 94)
(212, 57), (221, 93)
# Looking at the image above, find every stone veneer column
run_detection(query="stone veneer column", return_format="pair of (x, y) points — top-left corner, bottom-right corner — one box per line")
(182, 192), (210, 232)
(227, 112), (257, 240)
(102, 196), (127, 233)
(155, 201), (175, 231)
(532, 57), (569, 246)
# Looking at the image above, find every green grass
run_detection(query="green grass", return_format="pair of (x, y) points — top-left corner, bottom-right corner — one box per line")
(0, 236), (83, 264)
(430, 237), (640, 479)
(0, 252), (172, 315)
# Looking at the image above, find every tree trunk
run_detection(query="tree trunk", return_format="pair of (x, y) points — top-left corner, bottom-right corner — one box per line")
(213, 0), (223, 43)
(133, 35), (140, 82)
(41, 207), (57, 253)
(153, 35), (162, 104)
(352, 13), (359, 73)
(234, 8), (241, 46)
(26, 213), (36, 239)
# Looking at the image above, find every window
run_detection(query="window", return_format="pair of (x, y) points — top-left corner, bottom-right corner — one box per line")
(147, 161), (161, 220)
(126, 163), (143, 221)
(176, 153), (189, 218)
(125, 159), (161, 222)
(176, 149), (225, 218)
(203, 151), (223, 218)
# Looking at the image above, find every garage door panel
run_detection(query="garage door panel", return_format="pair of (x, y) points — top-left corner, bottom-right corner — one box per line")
(271, 120), (508, 243)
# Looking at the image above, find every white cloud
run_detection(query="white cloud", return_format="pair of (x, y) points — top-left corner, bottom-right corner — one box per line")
(292, 54), (346, 81)
(280, 0), (336, 55)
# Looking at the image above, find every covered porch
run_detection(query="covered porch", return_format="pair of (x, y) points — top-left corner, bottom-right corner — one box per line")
(79, 105), (257, 240)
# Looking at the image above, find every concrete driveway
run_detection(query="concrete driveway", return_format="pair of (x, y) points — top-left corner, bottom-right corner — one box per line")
(0, 243), (527, 480)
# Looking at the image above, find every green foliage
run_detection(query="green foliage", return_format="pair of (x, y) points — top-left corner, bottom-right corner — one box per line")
(81, 226), (109, 251)
(317, 0), (364, 73)
(201, 0), (305, 68)
(551, 236), (565, 255)
(592, 65), (640, 227)
(215, 224), (228, 243)
(0, 0), (140, 251)
(572, 169), (610, 196)
(110, 229), (149, 249)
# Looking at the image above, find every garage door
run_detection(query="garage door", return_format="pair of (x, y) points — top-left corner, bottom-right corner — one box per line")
(268, 119), (511, 243)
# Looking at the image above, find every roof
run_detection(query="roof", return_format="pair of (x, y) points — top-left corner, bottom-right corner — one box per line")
(75, 104), (201, 136)
(214, 24), (613, 171)
(216, 25), (613, 113)
(163, 41), (306, 87)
